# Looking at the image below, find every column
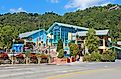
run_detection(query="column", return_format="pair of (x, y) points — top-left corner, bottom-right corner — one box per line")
(60, 27), (61, 39)
(103, 37), (106, 51)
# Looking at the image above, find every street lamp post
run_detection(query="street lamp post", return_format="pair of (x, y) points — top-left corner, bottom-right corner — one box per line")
(48, 45), (51, 63)
(47, 34), (51, 63)
(12, 39), (15, 65)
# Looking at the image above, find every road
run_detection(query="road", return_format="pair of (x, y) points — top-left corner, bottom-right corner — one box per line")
(0, 60), (121, 79)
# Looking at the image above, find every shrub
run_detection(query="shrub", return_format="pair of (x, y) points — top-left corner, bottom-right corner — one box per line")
(69, 43), (79, 57)
(83, 53), (91, 62)
(56, 39), (63, 52)
(83, 51), (101, 62)
(91, 51), (101, 62)
(57, 49), (64, 58)
(101, 49), (116, 62)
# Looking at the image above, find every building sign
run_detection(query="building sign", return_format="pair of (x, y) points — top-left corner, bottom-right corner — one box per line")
(53, 26), (60, 30)
(27, 37), (32, 41)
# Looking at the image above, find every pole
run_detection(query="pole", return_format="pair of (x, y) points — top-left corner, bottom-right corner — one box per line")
(48, 46), (51, 63)
(13, 50), (14, 64)
(12, 39), (15, 65)
(12, 53), (14, 65)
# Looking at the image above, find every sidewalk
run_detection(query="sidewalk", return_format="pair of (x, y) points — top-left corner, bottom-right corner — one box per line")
(0, 63), (48, 67)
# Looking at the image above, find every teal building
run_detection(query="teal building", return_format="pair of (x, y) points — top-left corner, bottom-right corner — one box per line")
(47, 22), (89, 46)
(12, 29), (47, 52)
(13, 22), (113, 54)
(19, 29), (47, 44)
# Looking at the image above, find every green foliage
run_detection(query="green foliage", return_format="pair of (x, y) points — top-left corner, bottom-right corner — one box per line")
(56, 39), (63, 52)
(85, 28), (99, 53)
(0, 4), (121, 48)
(57, 49), (64, 58)
(24, 52), (30, 58)
(101, 49), (116, 62)
(90, 51), (101, 62)
(68, 40), (75, 46)
(0, 26), (18, 48)
(69, 43), (79, 57)
(83, 53), (91, 62)
(83, 52), (101, 62)
(0, 12), (61, 49)
(83, 49), (116, 62)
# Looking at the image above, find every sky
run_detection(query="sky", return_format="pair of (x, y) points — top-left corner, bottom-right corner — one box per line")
(0, 0), (121, 15)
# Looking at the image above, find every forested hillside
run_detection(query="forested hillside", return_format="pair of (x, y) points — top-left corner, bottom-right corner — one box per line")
(0, 4), (121, 48)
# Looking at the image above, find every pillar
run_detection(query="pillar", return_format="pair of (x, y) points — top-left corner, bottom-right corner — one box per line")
(103, 37), (106, 52)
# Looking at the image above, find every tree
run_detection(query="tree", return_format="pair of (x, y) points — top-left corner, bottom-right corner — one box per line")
(0, 26), (16, 49)
(85, 28), (99, 53)
(56, 39), (63, 52)
(0, 4), (121, 49)
(57, 49), (64, 58)
(69, 43), (79, 57)
(24, 52), (30, 64)
(68, 40), (75, 46)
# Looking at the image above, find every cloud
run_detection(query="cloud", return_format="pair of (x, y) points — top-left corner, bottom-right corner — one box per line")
(10, 8), (26, 13)
(65, 0), (113, 10)
(49, 0), (59, 3)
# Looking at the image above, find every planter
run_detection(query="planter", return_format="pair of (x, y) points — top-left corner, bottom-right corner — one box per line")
(66, 58), (70, 63)
(56, 58), (66, 65)
(71, 57), (76, 62)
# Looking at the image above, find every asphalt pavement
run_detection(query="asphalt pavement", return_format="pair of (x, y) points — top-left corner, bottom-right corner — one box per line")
(0, 60), (121, 79)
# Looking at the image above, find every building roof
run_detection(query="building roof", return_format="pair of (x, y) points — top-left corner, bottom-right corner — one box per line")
(19, 29), (46, 38)
(47, 22), (89, 33)
(112, 46), (121, 50)
(77, 30), (109, 36)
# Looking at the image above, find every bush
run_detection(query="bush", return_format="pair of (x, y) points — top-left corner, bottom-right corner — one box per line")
(101, 49), (116, 62)
(83, 51), (101, 62)
(57, 49), (64, 58)
(83, 53), (91, 62)
(91, 51), (101, 62)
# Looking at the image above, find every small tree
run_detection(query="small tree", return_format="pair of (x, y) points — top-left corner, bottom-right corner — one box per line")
(56, 39), (63, 52)
(85, 28), (99, 53)
(68, 40), (75, 46)
(25, 52), (30, 64)
(69, 43), (79, 57)
(57, 49), (64, 58)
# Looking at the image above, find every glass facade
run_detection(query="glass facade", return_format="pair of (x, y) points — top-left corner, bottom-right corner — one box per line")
(49, 25), (87, 46)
